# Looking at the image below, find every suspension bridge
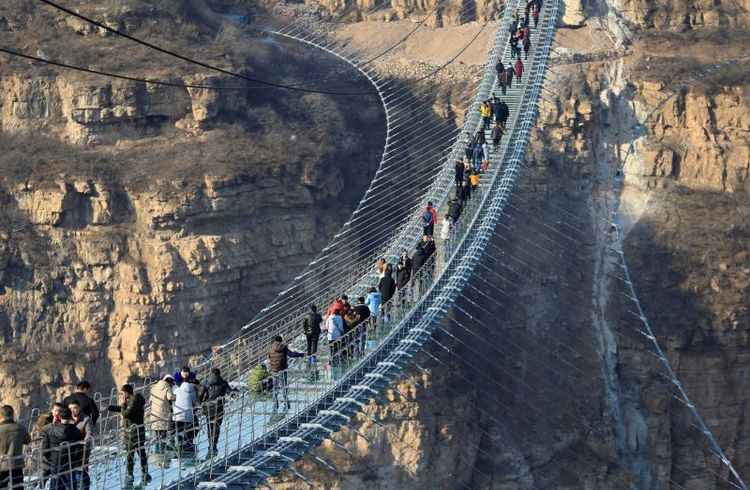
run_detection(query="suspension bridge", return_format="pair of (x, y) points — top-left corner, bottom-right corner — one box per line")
(9, 0), (748, 488)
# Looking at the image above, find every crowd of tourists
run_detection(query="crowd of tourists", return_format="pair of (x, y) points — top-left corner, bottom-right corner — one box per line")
(0, 4), (540, 488)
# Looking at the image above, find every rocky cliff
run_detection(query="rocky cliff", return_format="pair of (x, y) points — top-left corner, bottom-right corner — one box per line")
(306, 0), (505, 26)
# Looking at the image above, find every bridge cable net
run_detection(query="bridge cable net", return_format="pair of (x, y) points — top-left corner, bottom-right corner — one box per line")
(145, 0), (565, 488)
(29, 0), (562, 487)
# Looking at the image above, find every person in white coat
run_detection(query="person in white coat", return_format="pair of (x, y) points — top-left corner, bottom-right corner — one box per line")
(172, 380), (198, 453)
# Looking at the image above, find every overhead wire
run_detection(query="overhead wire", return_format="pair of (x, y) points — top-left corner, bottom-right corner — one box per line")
(0, 47), (257, 91)
(36, 0), (377, 96)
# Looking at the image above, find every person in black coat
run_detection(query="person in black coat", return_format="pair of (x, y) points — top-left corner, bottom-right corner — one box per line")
(412, 235), (436, 275)
(302, 304), (323, 358)
(396, 251), (412, 290)
(378, 265), (396, 305)
(495, 60), (504, 80)
(497, 99), (510, 129)
(448, 195), (463, 222)
(199, 368), (235, 456)
(411, 243), (427, 274)
(62, 381), (99, 426)
(459, 179), (472, 202)
(41, 408), (84, 485)
(454, 160), (465, 189)
(108, 385), (150, 486)
(506, 66), (515, 89)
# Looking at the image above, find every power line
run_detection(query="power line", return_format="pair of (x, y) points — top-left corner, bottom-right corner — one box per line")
(37, 0), (376, 96)
(0, 47), (257, 91)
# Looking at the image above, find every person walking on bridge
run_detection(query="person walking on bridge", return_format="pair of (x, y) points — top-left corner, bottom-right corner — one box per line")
(454, 159), (465, 190)
(172, 379), (198, 455)
(514, 56), (524, 82)
(495, 60), (504, 83)
(472, 141), (484, 173)
(68, 400), (93, 490)
(149, 375), (175, 454)
(422, 201), (438, 237)
(492, 121), (505, 150)
(506, 65), (515, 89)
(480, 100), (493, 130)
(496, 98), (510, 130)
(41, 407), (84, 490)
(108, 385), (151, 487)
(200, 368), (234, 457)
(378, 265), (396, 323)
(396, 250), (412, 307)
(509, 33), (519, 59)
(365, 287), (382, 330)
(303, 304), (323, 364)
(268, 336), (304, 411)
(326, 310), (345, 376)
(0, 405), (30, 490)
(498, 65), (509, 95)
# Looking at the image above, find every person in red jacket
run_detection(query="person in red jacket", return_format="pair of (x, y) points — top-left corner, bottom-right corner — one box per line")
(327, 296), (347, 317)
(514, 57), (524, 82)
(421, 201), (438, 237)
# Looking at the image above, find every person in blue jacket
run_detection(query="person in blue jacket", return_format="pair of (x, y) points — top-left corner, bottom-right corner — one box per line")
(365, 287), (382, 328)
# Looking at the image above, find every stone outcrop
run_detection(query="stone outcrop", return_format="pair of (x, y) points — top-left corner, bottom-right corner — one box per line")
(625, 81), (750, 193)
(602, 0), (750, 31)
(0, 73), (256, 145)
(309, 0), (504, 26)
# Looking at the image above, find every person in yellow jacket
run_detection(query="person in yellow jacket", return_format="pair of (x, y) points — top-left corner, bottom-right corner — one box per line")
(480, 100), (492, 130)
(469, 170), (480, 190)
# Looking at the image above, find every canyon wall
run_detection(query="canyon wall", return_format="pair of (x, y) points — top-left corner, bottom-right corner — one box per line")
(307, 0), (505, 26)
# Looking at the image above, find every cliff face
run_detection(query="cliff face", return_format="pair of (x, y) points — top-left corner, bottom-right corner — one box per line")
(307, 0), (505, 26)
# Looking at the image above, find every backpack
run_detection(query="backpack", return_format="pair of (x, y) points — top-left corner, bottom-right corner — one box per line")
(422, 210), (433, 226)
(302, 316), (312, 336)
(249, 365), (271, 394)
